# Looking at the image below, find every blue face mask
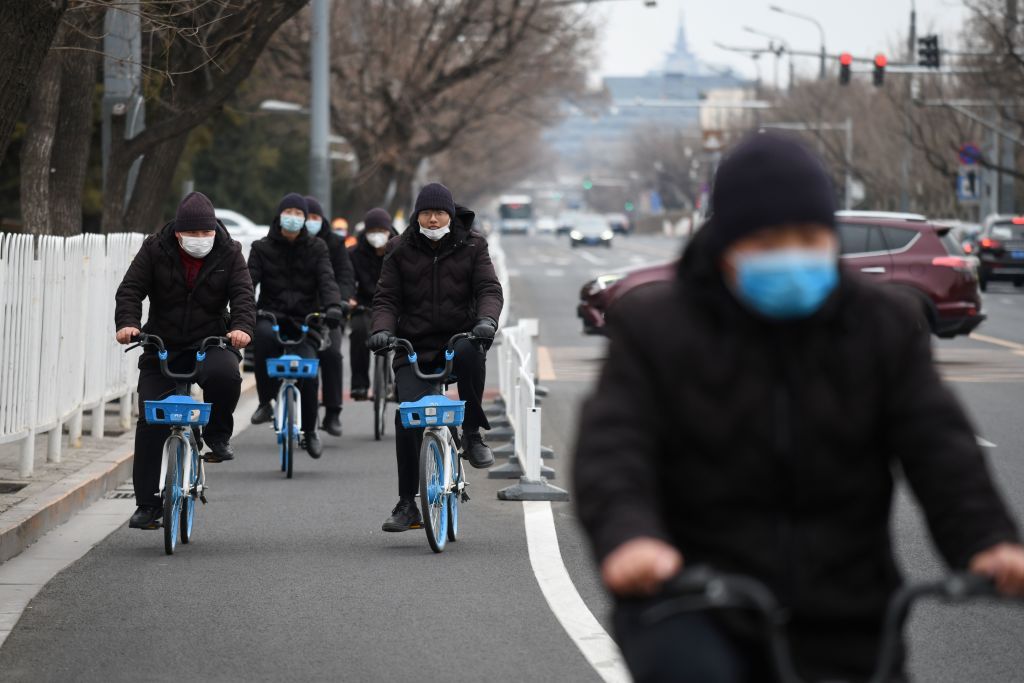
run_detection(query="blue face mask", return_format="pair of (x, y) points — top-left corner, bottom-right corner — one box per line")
(731, 248), (839, 319)
(305, 219), (322, 235)
(280, 214), (305, 233)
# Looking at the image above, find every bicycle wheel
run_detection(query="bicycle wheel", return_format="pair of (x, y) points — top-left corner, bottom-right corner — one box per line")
(419, 430), (449, 553)
(163, 435), (185, 555)
(285, 386), (296, 479)
(180, 434), (199, 544)
(373, 355), (386, 441)
(447, 431), (463, 543)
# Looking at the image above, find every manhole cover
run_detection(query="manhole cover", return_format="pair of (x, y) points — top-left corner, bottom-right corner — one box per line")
(0, 482), (28, 494)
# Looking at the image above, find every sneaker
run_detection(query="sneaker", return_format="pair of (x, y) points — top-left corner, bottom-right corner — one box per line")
(381, 498), (422, 532)
(128, 506), (162, 530)
(350, 387), (369, 401)
(301, 431), (323, 459)
(205, 440), (234, 462)
(250, 403), (273, 425)
(463, 430), (494, 469)
(321, 410), (343, 437)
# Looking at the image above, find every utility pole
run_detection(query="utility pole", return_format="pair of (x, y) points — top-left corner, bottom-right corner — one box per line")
(309, 0), (332, 218)
(1001, 0), (1017, 213)
(899, 1), (916, 212)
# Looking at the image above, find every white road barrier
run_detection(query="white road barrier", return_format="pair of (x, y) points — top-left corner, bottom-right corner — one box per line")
(0, 232), (145, 477)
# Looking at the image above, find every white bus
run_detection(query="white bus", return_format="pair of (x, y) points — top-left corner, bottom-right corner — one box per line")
(498, 195), (533, 234)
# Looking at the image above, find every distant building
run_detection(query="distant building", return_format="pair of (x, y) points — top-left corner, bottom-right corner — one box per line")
(544, 14), (749, 174)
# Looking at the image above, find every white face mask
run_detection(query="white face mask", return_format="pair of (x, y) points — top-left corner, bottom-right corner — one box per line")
(179, 235), (214, 258)
(305, 219), (322, 235)
(419, 220), (451, 241)
(366, 231), (390, 249)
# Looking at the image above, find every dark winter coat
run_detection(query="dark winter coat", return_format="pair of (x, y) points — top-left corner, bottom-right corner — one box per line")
(573, 227), (1019, 678)
(317, 228), (356, 303)
(371, 205), (503, 360)
(247, 217), (342, 325)
(114, 221), (256, 349)
(349, 228), (395, 307)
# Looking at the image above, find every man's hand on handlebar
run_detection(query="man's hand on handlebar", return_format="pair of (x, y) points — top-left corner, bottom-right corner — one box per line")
(116, 326), (141, 345)
(602, 537), (684, 597)
(324, 306), (345, 329)
(368, 330), (395, 352)
(227, 330), (251, 349)
(970, 542), (1024, 597)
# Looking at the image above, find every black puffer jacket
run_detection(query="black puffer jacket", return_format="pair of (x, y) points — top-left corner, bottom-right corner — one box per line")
(349, 228), (395, 307)
(371, 206), (503, 359)
(247, 217), (342, 324)
(317, 228), (356, 303)
(574, 228), (1019, 678)
(114, 222), (256, 349)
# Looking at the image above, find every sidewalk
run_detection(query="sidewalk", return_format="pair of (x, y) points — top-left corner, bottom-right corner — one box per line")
(0, 375), (256, 565)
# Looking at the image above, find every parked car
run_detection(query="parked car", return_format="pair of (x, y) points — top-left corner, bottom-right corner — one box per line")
(976, 215), (1024, 290)
(569, 214), (614, 248)
(578, 211), (985, 339)
(215, 208), (267, 253)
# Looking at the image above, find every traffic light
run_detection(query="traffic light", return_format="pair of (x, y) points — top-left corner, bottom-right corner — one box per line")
(918, 35), (940, 68)
(582, 178), (593, 191)
(873, 54), (887, 87)
(839, 52), (852, 86)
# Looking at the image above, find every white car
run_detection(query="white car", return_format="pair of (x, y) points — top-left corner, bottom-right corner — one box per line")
(215, 209), (267, 253)
(535, 216), (558, 234)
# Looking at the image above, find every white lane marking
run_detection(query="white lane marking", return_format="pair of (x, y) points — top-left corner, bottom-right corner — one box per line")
(629, 256), (645, 265)
(976, 436), (998, 448)
(523, 501), (631, 683)
(577, 251), (607, 266)
(508, 268), (522, 278)
(969, 332), (1024, 351)
(1000, 298), (1015, 306)
(538, 346), (557, 381)
(544, 268), (566, 278)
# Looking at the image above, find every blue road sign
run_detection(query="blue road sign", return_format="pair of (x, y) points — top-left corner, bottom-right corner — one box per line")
(959, 143), (982, 166)
(957, 166), (981, 203)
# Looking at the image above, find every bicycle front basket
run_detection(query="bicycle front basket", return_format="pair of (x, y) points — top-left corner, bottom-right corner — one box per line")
(267, 354), (319, 379)
(398, 395), (466, 429)
(144, 395), (212, 426)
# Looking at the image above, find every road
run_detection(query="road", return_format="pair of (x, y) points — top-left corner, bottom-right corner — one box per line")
(1, 232), (1023, 681)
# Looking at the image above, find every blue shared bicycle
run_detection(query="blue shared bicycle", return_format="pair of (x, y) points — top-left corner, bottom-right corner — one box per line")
(126, 333), (230, 555)
(258, 310), (326, 479)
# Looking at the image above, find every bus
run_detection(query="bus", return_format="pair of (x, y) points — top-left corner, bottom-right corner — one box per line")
(498, 195), (533, 234)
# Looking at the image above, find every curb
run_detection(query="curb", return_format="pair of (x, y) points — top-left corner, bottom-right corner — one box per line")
(0, 374), (258, 566)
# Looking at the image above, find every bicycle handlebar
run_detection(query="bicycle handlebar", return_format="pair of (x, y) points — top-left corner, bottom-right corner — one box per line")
(388, 332), (475, 383)
(646, 567), (1009, 683)
(124, 333), (230, 382)
(257, 310), (325, 347)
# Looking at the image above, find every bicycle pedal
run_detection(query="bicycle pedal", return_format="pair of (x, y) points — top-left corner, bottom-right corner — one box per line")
(461, 490), (471, 502)
(199, 494), (208, 504)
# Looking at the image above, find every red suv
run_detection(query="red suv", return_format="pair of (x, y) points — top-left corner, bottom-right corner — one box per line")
(577, 212), (985, 338)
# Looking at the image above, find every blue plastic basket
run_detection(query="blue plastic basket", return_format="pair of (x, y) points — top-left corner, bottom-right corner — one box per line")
(267, 354), (319, 379)
(144, 395), (212, 426)
(398, 395), (466, 429)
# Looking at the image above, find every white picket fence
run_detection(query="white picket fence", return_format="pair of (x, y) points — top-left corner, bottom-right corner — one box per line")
(0, 232), (146, 478)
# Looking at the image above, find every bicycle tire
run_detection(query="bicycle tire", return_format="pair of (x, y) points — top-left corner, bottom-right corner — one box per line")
(419, 430), (449, 553)
(447, 431), (462, 543)
(163, 435), (185, 555)
(285, 386), (296, 479)
(180, 433), (199, 544)
(373, 355), (386, 441)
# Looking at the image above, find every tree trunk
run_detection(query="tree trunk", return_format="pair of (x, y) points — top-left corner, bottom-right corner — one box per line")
(124, 134), (190, 233)
(19, 39), (64, 234)
(48, 7), (102, 236)
(0, 0), (67, 167)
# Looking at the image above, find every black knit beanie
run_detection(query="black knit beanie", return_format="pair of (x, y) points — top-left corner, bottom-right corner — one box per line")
(707, 131), (837, 257)
(413, 183), (456, 219)
(175, 191), (217, 233)
(277, 192), (308, 219)
(304, 196), (324, 220)
(364, 208), (392, 231)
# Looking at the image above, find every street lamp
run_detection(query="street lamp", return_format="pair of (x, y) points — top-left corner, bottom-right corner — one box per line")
(769, 4), (826, 80)
(743, 26), (793, 90)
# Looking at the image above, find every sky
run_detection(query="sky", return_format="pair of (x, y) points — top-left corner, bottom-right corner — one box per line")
(590, 0), (970, 81)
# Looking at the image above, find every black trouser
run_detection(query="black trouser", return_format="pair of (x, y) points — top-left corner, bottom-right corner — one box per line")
(349, 310), (371, 392)
(393, 338), (490, 498)
(253, 318), (320, 433)
(133, 346), (241, 507)
(319, 324), (344, 414)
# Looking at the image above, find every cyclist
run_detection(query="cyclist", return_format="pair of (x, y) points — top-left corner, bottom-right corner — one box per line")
(304, 195), (356, 437)
(248, 192), (344, 459)
(348, 207), (396, 401)
(368, 183), (503, 532)
(114, 191), (255, 530)
(573, 132), (1024, 682)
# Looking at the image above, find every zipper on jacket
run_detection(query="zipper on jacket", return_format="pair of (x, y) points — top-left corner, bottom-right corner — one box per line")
(432, 255), (440, 323)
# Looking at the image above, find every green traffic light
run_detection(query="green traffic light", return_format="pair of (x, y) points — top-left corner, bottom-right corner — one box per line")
(583, 180), (593, 190)
(624, 201), (635, 211)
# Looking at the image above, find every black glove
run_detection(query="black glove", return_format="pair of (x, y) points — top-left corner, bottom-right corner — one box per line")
(324, 307), (344, 329)
(472, 318), (497, 341)
(367, 330), (395, 352)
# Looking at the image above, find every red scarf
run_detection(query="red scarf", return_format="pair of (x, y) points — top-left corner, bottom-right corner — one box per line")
(178, 245), (204, 290)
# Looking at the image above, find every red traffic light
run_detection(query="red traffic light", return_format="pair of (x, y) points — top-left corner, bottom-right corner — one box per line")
(874, 53), (888, 67)
(840, 52), (853, 66)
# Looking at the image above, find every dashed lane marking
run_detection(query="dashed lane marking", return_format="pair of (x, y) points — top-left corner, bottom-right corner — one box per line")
(577, 251), (607, 266)
(538, 346), (557, 382)
(544, 268), (566, 278)
(524, 501), (631, 683)
(969, 332), (1024, 352)
(977, 436), (998, 448)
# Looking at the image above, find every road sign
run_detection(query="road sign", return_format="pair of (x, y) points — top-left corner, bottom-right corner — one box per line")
(957, 166), (981, 204)
(959, 143), (982, 166)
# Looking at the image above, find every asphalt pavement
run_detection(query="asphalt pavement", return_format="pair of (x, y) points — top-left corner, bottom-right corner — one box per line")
(2, 231), (1024, 681)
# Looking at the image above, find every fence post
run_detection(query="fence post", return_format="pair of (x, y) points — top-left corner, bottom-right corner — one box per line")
(47, 423), (62, 463)
(69, 408), (83, 448)
(497, 406), (568, 501)
(119, 391), (132, 431)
